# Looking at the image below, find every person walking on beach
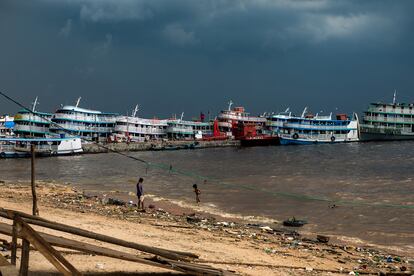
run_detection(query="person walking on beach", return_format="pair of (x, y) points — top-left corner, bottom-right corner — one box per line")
(136, 177), (145, 210)
(193, 184), (201, 203)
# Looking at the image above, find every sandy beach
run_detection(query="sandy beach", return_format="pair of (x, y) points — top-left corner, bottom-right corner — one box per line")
(0, 180), (412, 275)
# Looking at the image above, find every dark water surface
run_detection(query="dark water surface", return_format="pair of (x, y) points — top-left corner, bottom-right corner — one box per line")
(1, 141), (413, 254)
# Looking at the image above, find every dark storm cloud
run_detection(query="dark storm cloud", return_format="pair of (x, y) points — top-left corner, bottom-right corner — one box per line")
(1, 0), (413, 118)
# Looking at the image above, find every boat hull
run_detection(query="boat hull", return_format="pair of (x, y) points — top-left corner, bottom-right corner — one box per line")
(0, 137), (83, 158)
(279, 138), (318, 145)
(360, 132), (414, 141)
(240, 136), (279, 147)
(0, 151), (30, 158)
(279, 137), (356, 145)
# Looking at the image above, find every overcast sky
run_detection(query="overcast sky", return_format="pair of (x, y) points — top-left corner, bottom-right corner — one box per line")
(1, 0), (413, 118)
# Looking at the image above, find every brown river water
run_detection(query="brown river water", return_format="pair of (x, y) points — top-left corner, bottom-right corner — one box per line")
(1, 141), (413, 255)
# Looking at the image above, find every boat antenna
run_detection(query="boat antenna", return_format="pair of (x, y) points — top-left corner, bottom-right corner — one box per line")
(75, 96), (82, 108)
(301, 107), (308, 118)
(228, 100), (233, 111)
(180, 112), (184, 121)
(393, 89), (397, 105)
(132, 104), (139, 117)
(31, 96), (38, 112)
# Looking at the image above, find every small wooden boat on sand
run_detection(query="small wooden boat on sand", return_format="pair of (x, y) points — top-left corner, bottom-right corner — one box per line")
(283, 217), (307, 227)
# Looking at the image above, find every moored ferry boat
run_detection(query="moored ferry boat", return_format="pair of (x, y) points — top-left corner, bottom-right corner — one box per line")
(360, 93), (414, 141)
(166, 113), (212, 140)
(234, 122), (279, 147)
(217, 101), (267, 138)
(50, 97), (118, 142)
(113, 105), (168, 142)
(0, 137), (83, 158)
(0, 115), (14, 137)
(268, 107), (359, 145)
(13, 97), (53, 138)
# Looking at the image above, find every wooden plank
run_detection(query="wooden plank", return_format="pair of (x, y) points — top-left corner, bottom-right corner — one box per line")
(0, 222), (229, 276)
(0, 209), (198, 260)
(14, 216), (80, 276)
(19, 239), (30, 276)
(0, 254), (12, 266)
(0, 222), (166, 268)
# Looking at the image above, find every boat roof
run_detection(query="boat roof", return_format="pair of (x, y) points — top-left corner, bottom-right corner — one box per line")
(168, 119), (210, 126)
(271, 114), (352, 122)
(18, 109), (53, 116)
(370, 102), (414, 107)
(57, 105), (118, 116)
(0, 137), (80, 142)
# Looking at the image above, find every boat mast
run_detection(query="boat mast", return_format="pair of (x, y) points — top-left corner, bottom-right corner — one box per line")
(132, 104), (139, 117)
(180, 112), (184, 121)
(393, 89), (397, 104)
(301, 107), (308, 118)
(228, 100), (233, 111)
(32, 97), (38, 112)
(75, 97), (82, 108)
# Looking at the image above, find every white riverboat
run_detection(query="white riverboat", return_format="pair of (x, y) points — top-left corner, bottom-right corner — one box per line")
(166, 113), (212, 140)
(360, 92), (414, 141)
(13, 97), (53, 138)
(50, 97), (118, 142)
(113, 105), (168, 142)
(0, 137), (83, 158)
(267, 107), (359, 145)
(0, 115), (14, 137)
(217, 101), (266, 138)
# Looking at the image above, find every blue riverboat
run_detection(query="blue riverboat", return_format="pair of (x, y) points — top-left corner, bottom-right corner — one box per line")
(267, 107), (360, 145)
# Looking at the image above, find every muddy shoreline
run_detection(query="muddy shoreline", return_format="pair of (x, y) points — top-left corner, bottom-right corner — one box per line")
(0, 180), (412, 275)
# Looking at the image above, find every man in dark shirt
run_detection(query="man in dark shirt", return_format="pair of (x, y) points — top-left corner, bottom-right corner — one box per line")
(136, 177), (144, 210)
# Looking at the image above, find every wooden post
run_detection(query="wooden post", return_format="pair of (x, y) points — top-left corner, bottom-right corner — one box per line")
(30, 145), (38, 216)
(19, 239), (30, 276)
(11, 216), (17, 265)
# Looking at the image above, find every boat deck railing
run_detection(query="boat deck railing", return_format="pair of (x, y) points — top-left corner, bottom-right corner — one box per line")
(360, 125), (413, 135)
(49, 124), (114, 133)
(363, 116), (414, 124)
(53, 113), (117, 123)
(283, 123), (356, 131)
(115, 125), (166, 135)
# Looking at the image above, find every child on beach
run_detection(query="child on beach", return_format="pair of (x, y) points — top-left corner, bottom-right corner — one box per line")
(193, 184), (201, 203)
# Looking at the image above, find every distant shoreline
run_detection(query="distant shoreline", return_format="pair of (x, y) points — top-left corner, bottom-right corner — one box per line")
(82, 139), (240, 153)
